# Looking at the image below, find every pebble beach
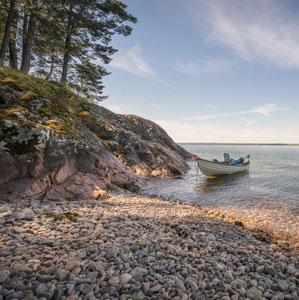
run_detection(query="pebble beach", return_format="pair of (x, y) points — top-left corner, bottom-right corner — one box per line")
(0, 195), (298, 300)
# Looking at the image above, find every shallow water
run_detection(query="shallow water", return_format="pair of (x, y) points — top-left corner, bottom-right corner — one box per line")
(144, 144), (299, 248)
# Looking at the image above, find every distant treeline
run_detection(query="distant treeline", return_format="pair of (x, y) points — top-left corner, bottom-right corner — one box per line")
(0, 0), (136, 100)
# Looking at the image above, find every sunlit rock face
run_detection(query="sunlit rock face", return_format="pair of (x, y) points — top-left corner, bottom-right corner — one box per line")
(0, 81), (194, 202)
(80, 106), (196, 178)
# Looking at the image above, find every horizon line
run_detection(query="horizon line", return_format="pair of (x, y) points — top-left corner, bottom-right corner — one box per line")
(178, 142), (299, 146)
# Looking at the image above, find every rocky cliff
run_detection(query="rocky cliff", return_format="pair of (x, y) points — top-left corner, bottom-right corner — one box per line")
(0, 67), (195, 203)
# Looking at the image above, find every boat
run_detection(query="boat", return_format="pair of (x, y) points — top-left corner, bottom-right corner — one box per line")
(197, 153), (250, 176)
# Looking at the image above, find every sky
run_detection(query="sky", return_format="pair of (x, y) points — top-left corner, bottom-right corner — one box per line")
(103, 0), (299, 143)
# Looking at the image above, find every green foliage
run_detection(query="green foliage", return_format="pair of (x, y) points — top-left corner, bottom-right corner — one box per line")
(57, 0), (137, 101)
(0, 0), (136, 103)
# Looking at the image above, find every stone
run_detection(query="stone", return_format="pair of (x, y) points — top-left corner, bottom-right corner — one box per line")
(207, 234), (216, 241)
(265, 266), (276, 276)
(13, 211), (26, 220)
(149, 284), (162, 292)
(22, 296), (38, 300)
(77, 249), (87, 259)
(5, 291), (24, 300)
(0, 270), (10, 283)
(199, 282), (206, 290)
(0, 205), (10, 212)
(130, 267), (147, 278)
(175, 280), (186, 292)
(246, 287), (262, 300)
(38, 275), (54, 283)
(119, 273), (132, 284)
(277, 280), (288, 292)
(134, 290), (146, 300)
(35, 284), (52, 300)
(287, 266), (296, 274)
(24, 209), (35, 220)
(14, 227), (27, 234)
(13, 264), (31, 272)
(58, 270), (69, 281)
(224, 270), (234, 280)
(108, 276), (119, 286)
(65, 261), (81, 271)
(87, 271), (98, 279)
(190, 281), (198, 292)
(256, 266), (264, 273)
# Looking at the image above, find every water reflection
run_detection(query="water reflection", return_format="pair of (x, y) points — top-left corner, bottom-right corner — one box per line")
(195, 172), (249, 193)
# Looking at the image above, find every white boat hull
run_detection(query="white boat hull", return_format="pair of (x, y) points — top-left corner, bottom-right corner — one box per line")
(197, 158), (249, 176)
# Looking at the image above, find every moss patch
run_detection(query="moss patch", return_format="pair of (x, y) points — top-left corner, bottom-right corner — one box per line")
(20, 91), (38, 101)
(64, 212), (79, 222)
(45, 212), (64, 221)
(0, 66), (91, 138)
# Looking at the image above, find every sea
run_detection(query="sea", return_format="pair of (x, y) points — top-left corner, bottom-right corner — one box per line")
(144, 144), (299, 249)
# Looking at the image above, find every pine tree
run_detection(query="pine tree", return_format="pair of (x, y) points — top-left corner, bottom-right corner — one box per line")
(1, 0), (137, 102)
(59, 0), (137, 100)
(0, 0), (17, 65)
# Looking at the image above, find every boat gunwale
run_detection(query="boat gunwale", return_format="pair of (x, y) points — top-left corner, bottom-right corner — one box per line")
(197, 157), (250, 167)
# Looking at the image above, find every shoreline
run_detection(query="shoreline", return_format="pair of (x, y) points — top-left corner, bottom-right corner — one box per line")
(142, 190), (299, 256)
(0, 195), (298, 299)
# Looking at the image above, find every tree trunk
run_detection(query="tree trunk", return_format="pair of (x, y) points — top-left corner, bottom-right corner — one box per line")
(60, 3), (73, 83)
(21, 11), (28, 65)
(20, 1), (38, 74)
(0, 0), (17, 66)
(46, 55), (54, 81)
(9, 7), (18, 69)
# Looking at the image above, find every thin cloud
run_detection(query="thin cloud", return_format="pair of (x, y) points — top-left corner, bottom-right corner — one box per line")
(110, 45), (154, 78)
(175, 57), (233, 76)
(181, 104), (288, 121)
(182, 0), (299, 69)
(241, 117), (256, 126)
(202, 101), (216, 110)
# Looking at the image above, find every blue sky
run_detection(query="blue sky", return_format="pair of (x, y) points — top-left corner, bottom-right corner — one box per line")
(103, 0), (299, 143)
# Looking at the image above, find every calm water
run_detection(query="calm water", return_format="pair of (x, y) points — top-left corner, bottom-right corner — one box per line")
(144, 144), (299, 248)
